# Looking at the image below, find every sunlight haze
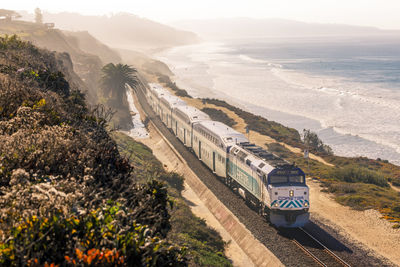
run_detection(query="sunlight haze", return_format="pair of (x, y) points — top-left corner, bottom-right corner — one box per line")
(3, 0), (400, 29)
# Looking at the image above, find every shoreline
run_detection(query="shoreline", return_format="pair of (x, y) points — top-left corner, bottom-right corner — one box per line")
(154, 43), (400, 166)
(133, 73), (400, 265)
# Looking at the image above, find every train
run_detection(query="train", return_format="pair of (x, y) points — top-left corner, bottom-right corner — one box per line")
(145, 83), (310, 227)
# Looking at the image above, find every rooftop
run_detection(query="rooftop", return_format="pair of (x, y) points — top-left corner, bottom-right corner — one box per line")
(160, 94), (186, 107)
(175, 105), (210, 122)
(197, 120), (248, 141)
(238, 142), (288, 167)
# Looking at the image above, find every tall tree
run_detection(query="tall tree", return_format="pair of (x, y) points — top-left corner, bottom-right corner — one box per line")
(101, 63), (138, 105)
(34, 8), (43, 24)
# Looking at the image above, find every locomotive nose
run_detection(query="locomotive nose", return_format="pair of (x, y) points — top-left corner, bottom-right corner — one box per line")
(289, 190), (294, 197)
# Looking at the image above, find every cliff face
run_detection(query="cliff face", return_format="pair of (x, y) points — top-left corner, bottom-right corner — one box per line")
(0, 20), (120, 105)
(0, 36), (185, 266)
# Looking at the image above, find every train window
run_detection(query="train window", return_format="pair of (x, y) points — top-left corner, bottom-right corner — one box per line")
(238, 151), (247, 162)
(224, 137), (233, 142)
(258, 163), (265, 168)
(289, 175), (304, 183)
(269, 175), (288, 184)
(246, 159), (252, 166)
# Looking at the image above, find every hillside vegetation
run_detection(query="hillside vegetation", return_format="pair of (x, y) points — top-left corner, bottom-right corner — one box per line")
(0, 36), (188, 265)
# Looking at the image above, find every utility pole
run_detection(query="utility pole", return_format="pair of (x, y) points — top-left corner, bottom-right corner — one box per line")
(303, 129), (310, 177)
(304, 149), (309, 176)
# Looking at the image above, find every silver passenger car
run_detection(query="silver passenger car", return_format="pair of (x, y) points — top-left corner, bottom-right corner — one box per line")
(192, 120), (248, 177)
(172, 105), (210, 147)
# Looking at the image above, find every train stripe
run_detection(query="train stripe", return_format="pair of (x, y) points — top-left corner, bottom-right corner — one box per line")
(289, 201), (297, 208)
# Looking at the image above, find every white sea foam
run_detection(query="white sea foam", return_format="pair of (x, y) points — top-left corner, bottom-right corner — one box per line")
(156, 42), (400, 165)
(239, 54), (283, 68)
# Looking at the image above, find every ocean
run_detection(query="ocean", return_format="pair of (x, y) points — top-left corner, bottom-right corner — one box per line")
(155, 36), (400, 165)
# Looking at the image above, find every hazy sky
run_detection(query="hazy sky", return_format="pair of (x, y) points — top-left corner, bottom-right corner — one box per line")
(3, 0), (400, 29)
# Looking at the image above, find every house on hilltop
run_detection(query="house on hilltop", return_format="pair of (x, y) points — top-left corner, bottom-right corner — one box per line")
(0, 9), (21, 22)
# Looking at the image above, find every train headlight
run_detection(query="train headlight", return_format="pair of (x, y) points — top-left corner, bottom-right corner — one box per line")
(274, 203), (279, 207)
(304, 202), (308, 207)
(289, 190), (294, 197)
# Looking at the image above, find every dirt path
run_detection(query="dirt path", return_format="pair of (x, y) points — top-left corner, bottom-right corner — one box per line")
(308, 178), (400, 265)
(390, 183), (400, 193)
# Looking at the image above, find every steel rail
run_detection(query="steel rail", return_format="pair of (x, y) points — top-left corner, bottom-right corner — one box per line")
(299, 227), (351, 267)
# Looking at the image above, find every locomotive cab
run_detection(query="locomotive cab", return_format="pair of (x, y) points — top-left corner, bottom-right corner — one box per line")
(267, 165), (310, 227)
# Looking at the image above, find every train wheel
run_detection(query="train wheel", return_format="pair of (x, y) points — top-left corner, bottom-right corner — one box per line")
(244, 191), (251, 205)
(226, 177), (231, 187)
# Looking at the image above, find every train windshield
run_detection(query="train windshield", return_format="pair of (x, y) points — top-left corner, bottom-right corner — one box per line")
(269, 175), (305, 184)
(289, 175), (304, 183)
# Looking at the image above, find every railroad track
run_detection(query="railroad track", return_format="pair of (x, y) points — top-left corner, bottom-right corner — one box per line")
(131, 78), (383, 266)
(286, 227), (351, 267)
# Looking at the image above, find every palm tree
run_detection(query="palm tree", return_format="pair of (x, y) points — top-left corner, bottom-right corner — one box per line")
(101, 63), (138, 105)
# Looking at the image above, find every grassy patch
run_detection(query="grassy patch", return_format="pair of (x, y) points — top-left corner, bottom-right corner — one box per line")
(266, 142), (293, 159)
(157, 73), (192, 98)
(201, 107), (236, 127)
(329, 166), (388, 187)
(202, 98), (302, 148)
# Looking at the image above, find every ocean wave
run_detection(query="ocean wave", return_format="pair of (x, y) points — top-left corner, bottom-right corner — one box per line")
(156, 41), (400, 165)
(238, 54), (283, 68)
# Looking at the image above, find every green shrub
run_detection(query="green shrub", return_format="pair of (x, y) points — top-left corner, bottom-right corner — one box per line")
(266, 143), (292, 159)
(302, 129), (333, 155)
(202, 98), (302, 147)
(201, 107), (236, 127)
(157, 74), (191, 98)
(0, 201), (186, 266)
(336, 195), (371, 209)
(329, 166), (388, 187)
(326, 183), (358, 194)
